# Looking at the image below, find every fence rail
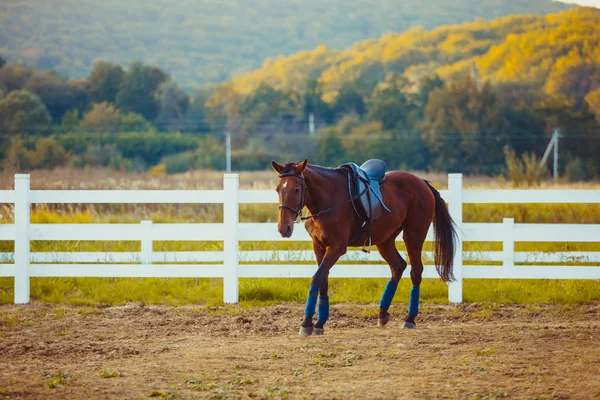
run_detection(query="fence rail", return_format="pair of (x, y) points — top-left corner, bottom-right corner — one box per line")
(0, 173), (599, 305)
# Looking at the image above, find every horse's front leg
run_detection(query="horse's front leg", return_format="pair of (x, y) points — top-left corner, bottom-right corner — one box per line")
(313, 272), (330, 335)
(300, 245), (344, 336)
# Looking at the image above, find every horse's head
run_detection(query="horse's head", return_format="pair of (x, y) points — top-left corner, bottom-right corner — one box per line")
(272, 159), (308, 238)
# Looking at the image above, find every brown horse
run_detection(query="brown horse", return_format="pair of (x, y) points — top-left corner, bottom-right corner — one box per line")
(272, 159), (456, 336)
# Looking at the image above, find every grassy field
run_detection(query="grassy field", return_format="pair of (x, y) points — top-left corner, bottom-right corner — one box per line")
(0, 167), (598, 306)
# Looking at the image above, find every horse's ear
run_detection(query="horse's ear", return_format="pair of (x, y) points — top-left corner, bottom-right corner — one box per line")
(271, 161), (284, 174)
(298, 159), (308, 172)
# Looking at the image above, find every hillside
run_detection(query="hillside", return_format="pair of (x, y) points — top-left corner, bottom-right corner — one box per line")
(230, 7), (600, 102)
(0, 0), (571, 87)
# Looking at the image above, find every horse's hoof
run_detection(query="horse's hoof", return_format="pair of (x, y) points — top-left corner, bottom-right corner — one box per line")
(401, 321), (416, 329)
(378, 315), (390, 327)
(299, 326), (314, 336)
(313, 327), (324, 335)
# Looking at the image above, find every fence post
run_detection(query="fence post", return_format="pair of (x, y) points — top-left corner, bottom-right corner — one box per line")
(223, 174), (239, 303)
(14, 174), (31, 305)
(502, 218), (515, 270)
(447, 173), (463, 303)
(141, 220), (153, 264)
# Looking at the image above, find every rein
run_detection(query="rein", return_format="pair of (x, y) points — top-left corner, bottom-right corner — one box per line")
(278, 171), (367, 224)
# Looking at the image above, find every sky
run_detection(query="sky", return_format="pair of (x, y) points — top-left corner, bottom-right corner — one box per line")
(559, 0), (600, 7)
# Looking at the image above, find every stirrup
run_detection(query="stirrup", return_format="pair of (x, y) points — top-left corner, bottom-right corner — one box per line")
(362, 236), (372, 253)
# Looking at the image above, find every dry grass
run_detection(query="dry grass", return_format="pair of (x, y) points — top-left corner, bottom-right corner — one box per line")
(2, 167), (598, 191)
(0, 167), (276, 190)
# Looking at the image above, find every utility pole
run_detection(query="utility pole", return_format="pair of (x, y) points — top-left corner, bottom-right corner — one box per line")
(553, 128), (559, 180)
(225, 131), (232, 172)
(308, 113), (315, 136)
(540, 128), (561, 181)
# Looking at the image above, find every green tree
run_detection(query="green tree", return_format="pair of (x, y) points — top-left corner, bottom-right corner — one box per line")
(116, 61), (168, 121)
(421, 75), (509, 173)
(80, 102), (121, 132)
(196, 135), (225, 169)
(502, 105), (545, 155)
(0, 90), (51, 133)
(120, 112), (152, 131)
(87, 61), (125, 103)
(302, 78), (333, 125)
(332, 83), (366, 118)
(185, 88), (213, 133)
(416, 74), (444, 112)
(23, 69), (71, 122)
(367, 73), (417, 131)
(61, 109), (80, 130)
(243, 83), (282, 112)
(238, 83), (302, 138)
(67, 79), (91, 113)
(154, 79), (190, 131)
(0, 55), (6, 69)
(313, 132), (346, 166)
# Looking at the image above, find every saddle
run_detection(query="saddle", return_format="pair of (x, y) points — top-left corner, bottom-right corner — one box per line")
(340, 159), (391, 250)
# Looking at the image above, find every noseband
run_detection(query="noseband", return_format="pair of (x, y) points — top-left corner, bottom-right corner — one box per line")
(277, 172), (306, 223)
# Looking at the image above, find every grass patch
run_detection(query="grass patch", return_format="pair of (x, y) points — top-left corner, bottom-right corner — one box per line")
(99, 370), (122, 378)
(463, 279), (600, 304)
(0, 277), (223, 306)
(239, 278), (450, 305)
(44, 370), (73, 389)
(1, 277), (598, 306)
(464, 203), (600, 224)
(147, 390), (169, 398)
(0, 313), (21, 327)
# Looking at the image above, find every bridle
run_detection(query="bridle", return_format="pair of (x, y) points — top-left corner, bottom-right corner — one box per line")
(277, 170), (369, 224)
(277, 172), (306, 224)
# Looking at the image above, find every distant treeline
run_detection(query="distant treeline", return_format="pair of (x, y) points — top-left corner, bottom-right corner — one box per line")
(0, 0), (570, 86)
(0, 7), (599, 179)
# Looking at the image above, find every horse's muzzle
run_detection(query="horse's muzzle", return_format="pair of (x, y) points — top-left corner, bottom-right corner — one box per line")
(278, 224), (293, 238)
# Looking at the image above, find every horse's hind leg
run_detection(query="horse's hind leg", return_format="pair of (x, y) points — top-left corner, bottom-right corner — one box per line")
(402, 230), (427, 329)
(376, 235), (408, 327)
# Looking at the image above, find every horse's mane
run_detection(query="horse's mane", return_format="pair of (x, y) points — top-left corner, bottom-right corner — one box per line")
(307, 163), (346, 176)
(280, 162), (344, 177)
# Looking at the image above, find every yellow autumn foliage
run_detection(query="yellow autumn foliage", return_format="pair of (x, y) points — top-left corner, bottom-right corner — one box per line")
(226, 7), (600, 110)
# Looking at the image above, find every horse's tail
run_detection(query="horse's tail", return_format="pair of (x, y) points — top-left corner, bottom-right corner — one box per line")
(425, 180), (457, 282)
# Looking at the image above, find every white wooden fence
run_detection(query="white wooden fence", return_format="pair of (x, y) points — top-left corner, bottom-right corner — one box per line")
(0, 173), (599, 305)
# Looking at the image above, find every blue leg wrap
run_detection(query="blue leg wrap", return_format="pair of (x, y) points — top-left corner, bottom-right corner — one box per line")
(408, 286), (420, 319)
(379, 280), (398, 310)
(317, 296), (329, 324)
(304, 286), (319, 318)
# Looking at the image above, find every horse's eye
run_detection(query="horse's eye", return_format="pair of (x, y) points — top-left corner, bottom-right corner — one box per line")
(294, 187), (301, 193)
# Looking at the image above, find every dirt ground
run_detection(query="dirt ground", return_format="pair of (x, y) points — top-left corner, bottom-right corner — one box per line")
(0, 303), (598, 400)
